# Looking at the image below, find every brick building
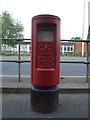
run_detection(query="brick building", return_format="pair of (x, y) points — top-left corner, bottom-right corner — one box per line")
(74, 42), (86, 54)
(61, 42), (87, 54)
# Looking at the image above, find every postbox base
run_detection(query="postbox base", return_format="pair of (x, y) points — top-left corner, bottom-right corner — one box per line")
(31, 85), (59, 113)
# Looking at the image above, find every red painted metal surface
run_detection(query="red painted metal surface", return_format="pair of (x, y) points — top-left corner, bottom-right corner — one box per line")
(31, 14), (61, 87)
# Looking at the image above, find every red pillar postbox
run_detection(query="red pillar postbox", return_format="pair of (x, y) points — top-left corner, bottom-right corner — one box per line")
(31, 14), (61, 113)
(31, 14), (60, 86)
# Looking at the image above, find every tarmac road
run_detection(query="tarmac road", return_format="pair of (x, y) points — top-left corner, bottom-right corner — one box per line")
(2, 93), (88, 118)
(1, 56), (86, 76)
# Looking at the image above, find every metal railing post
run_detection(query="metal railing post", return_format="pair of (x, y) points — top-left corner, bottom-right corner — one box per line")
(18, 42), (21, 82)
(86, 41), (89, 82)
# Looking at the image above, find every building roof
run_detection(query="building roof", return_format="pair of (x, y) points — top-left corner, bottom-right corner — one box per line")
(61, 42), (74, 46)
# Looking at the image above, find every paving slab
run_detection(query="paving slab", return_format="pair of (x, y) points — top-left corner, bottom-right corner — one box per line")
(0, 76), (89, 93)
(2, 93), (88, 118)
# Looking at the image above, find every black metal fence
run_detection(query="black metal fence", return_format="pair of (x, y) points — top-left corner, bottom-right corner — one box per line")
(0, 38), (90, 82)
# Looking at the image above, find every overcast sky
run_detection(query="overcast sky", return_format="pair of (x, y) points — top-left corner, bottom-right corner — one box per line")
(0, 0), (89, 39)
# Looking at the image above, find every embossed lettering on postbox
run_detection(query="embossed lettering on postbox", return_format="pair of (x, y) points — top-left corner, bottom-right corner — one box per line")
(37, 44), (56, 68)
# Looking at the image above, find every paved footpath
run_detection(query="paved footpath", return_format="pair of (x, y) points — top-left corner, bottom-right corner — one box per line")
(2, 93), (88, 118)
(1, 75), (89, 119)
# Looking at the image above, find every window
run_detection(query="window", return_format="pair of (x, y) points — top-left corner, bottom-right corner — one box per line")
(60, 46), (62, 52)
(67, 47), (70, 52)
(70, 46), (74, 52)
(64, 46), (74, 52)
(22, 45), (27, 51)
(64, 46), (67, 52)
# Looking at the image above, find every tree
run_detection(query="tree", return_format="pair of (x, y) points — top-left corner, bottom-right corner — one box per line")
(0, 11), (24, 47)
(71, 37), (82, 40)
